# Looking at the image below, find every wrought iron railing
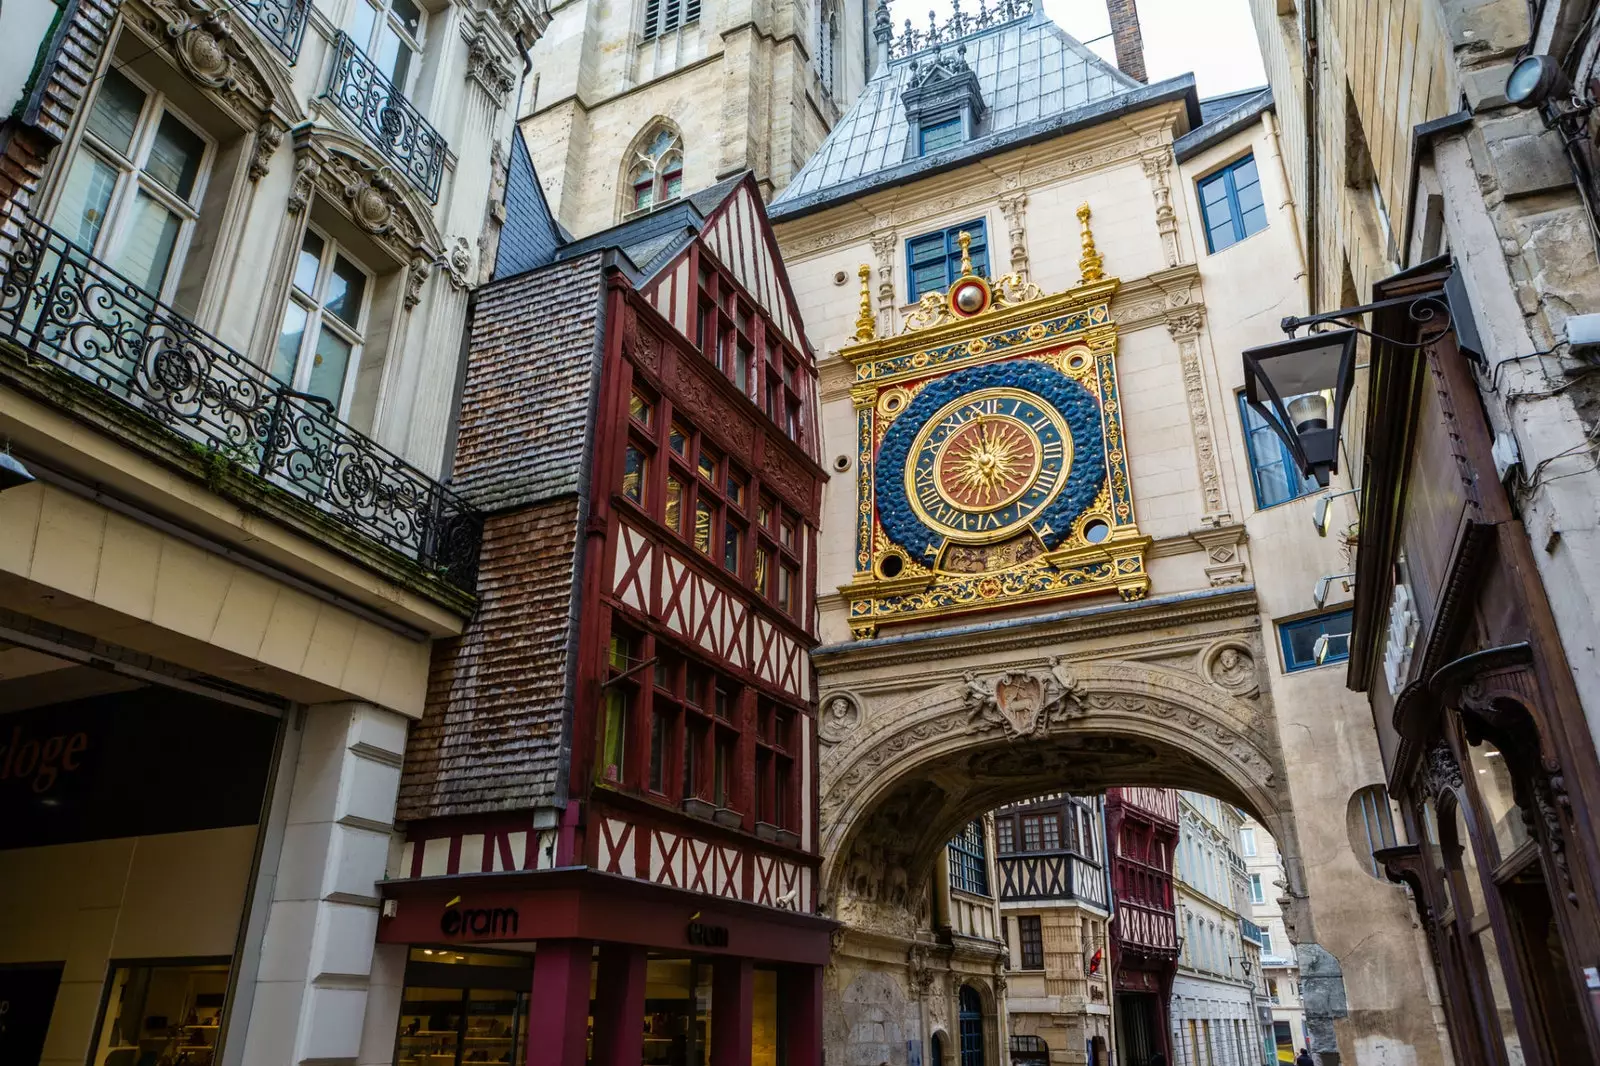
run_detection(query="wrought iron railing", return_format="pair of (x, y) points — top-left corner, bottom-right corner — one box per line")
(0, 219), (481, 593)
(891, 0), (1032, 59)
(239, 0), (310, 62)
(325, 32), (447, 202)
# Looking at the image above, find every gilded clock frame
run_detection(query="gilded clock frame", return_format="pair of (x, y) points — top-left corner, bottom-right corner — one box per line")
(841, 263), (1150, 639)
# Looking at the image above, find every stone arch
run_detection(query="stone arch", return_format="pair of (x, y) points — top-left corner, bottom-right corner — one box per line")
(819, 657), (1297, 918)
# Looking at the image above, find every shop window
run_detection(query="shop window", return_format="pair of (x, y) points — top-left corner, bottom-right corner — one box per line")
(91, 959), (231, 1066)
(1279, 609), (1352, 671)
(948, 820), (989, 896)
(1018, 915), (1044, 969)
(396, 949), (534, 1066)
(1238, 394), (1320, 508)
(1464, 738), (1532, 862)
(1197, 154), (1267, 253)
(642, 958), (712, 1061)
(907, 220), (988, 302)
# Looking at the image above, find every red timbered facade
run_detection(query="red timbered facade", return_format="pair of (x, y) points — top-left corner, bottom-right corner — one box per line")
(1107, 786), (1181, 1066)
(381, 172), (831, 1066)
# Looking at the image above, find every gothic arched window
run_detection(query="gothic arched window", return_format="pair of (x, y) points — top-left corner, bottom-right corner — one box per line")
(816, 0), (840, 96)
(625, 125), (684, 215)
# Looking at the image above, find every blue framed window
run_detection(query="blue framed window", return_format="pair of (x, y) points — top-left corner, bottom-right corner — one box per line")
(907, 221), (988, 302)
(1238, 394), (1319, 509)
(959, 985), (985, 1066)
(1279, 609), (1353, 672)
(1198, 154), (1268, 253)
(948, 820), (989, 896)
(919, 115), (964, 155)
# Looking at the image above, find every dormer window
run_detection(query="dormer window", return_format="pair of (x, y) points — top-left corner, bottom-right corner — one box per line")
(918, 115), (964, 155)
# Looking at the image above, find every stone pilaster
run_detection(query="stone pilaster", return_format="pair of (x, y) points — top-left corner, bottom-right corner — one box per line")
(870, 229), (898, 334)
(999, 191), (1030, 280)
(1166, 308), (1231, 525)
(1142, 151), (1183, 268)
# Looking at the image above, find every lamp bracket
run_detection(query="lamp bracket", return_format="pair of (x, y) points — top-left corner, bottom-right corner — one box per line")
(1280, 289), (1450, 349)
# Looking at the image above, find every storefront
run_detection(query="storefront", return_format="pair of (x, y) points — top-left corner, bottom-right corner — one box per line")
(1349, 259), (1600, 1063)
(0, 635), (283, 1066)
(377, 868), (831, 1065)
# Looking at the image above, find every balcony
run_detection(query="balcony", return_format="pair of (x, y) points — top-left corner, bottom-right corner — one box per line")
(240, 0), (311, 62)
(998, 850), (1107, 907)
(1239, 916), (1265, 946)
(325, 32), (447, 202)
(0, 219), (481, 598)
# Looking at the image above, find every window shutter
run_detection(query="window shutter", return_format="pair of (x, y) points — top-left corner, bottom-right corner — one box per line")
(643, 0), (661, 37)
(684, 0), (700, 24)
(662, 0), (682, 31)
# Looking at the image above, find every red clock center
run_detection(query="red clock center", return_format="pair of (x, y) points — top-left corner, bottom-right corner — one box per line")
(935, 417), (1041, 511)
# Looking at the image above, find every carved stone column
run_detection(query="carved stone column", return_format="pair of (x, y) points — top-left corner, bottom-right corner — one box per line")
(1141, 151), (1183, 268)
(998, 191), (1029, 280)
(1166, 308), (1231, 524)
(870, 229), (898, 335)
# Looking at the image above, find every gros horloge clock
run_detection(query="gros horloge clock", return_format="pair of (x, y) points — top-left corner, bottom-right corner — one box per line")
(876, 359), (1108, 569)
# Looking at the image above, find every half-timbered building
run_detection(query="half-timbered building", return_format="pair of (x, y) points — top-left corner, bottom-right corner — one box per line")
(373, 138), (832, 1066)
(1106, 787), (1181, 1066)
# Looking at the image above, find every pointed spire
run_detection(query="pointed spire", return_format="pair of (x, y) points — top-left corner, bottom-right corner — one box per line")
(854, 264), (877, 342)
(957, 230), (974, 277)
(1077, 203), (1105, 284)
(873, 0), (893, 68)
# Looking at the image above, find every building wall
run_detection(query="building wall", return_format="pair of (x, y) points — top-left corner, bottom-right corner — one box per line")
(1242, 816), (1306, 1056)
(518, 0), (868, 236)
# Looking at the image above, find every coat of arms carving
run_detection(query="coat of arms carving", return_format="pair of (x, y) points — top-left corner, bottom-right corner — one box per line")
(963, 659), (1088, 738)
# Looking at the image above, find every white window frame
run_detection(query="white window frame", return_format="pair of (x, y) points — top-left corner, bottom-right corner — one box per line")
(1249, 873), (1265, 904)
(1239, 827), (1256, 856)
(51, 65), (214, 304)
(348, 0), (428, 96)
(275, 223), (375, 416)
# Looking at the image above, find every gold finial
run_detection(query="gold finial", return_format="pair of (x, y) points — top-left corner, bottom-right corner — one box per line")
(853, 263), (876, 342)
(1077, 203), (1104, 284)
(957, 230), (974, 277)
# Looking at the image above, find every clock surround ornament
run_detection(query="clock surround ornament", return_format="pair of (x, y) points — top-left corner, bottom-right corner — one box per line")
(842, 207), (1149, 638)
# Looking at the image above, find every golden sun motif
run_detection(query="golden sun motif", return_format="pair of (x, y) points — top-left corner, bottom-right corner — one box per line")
(946, 418), (1030, 505)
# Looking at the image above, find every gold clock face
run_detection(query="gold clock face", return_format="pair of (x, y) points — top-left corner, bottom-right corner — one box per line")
(903, 387), (1074, 545)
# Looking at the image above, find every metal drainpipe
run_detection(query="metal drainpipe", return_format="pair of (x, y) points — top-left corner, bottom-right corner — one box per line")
(1263, 109), (1310, 295)
(1303, 0), (1320, 313)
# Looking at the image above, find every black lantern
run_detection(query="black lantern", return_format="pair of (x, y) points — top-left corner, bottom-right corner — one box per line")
(1241, 329), (1358, 488)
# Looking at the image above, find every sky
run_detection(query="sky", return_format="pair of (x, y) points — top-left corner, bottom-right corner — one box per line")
(888, 0), (1269, 99)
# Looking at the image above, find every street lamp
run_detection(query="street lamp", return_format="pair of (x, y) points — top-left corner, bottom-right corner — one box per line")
(1312, 489), (1360, 537)
(1241, 330), (1358, 488)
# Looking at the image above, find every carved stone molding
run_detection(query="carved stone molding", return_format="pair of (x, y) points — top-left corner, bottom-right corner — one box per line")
(444, 236), (475, 290)
(463, 28), (517, 102)
(291, 129), (446, 310)
(250, 119), (284, 183)
(961, 658), (1086, 738)
(1201, 640), (1260, 699)
(1191, 524), (1248, 587)
(870, 230), (898, 334)
(1166, 311), (1229, 523)
(1141, 150), (1183, 268)
(998, 191), (1029, 280)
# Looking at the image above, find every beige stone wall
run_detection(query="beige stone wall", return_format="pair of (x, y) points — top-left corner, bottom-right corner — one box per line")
(1003, 903), (1114, 1066)
(519, 0), (867, 236)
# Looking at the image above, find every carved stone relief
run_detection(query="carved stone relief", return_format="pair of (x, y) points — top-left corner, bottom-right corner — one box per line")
(1141, 151), (1183, 268)
(819, 692), (863, 744)
(463, 29), (517, 102)
(998, 191), (1029, 280)
(962, 658), (1086, 738)
(1201, 641), (1260, 699)
(870, 230), (898, 335)
(1167, 309), (1230, 523)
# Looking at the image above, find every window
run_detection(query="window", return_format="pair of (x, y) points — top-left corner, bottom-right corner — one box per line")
(906, 220), (988, 302)
(1249, 873), (1265, 904)
(348, 0), (427, 91)
(1239, 827), (1257, 856)
(1348, 784), (1400, 878)
(1197, 154), (1267, 253)
(754, 701), (797, 831)
(654, 652), (743, 813)
(816, 0), (840, 96)
(53, 67), (211, 302)
(624, 126), (684, 214)
(600, 627), (640, 784)
(958, 985), (984, 1066)
(1260, 929), (1273, 955)
(1018, 915), (1044, 969)
(642, 0), (701, 37)
(272, 227), (374, 411)
(92, 960), (231, 1062)
(948, 820), (989, 896)
(996, 818), (1014, 854)
(1021, 814), (1042, 851)
(1279, 609), (1353, 672)
(1238, 394), (1320, 508)
(919, 115), (964, 155)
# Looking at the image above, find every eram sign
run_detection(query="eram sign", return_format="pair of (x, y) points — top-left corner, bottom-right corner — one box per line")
(440, 905), (520, 938)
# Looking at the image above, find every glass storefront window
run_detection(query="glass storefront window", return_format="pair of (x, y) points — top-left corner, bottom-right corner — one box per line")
(1475, 926), (1526, 1066)
(1466, 740), (1531, 863)
(753, 969), (778, 1066)
(643, 957), (713, 1065)
(89, 959), (231, 1066)
(397, 950), (534, 1066)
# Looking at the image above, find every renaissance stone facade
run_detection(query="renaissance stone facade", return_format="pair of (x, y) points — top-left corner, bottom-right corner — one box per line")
(771, 7), (1450, 1065)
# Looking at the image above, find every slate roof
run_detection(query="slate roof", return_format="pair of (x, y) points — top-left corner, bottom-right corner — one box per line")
(770, 8), (1200, 220)
(1174, 86), (1273, 164)
(493, 132), (564, 278)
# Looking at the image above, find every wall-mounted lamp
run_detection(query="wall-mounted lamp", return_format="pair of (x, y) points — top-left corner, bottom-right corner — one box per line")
(1506, 55), (1571, 110)
(0, 452), (35, 493)
(1312, 489), (1360, 537)
(1229, 955), (1255, 977)
(1312, 572), (1354, 610)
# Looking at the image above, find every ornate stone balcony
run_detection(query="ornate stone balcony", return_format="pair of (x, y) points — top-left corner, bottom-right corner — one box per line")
(325, 32), (448, 203)
(0, 218), (482, 600)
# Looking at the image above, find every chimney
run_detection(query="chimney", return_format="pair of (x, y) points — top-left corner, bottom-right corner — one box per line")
(1104, 0), (1148, 84)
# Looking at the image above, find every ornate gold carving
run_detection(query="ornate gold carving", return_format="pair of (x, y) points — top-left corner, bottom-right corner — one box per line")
(854, 264), (876, 342)
(1077, 203), (1104, 284)
(955, 230), (974, 277)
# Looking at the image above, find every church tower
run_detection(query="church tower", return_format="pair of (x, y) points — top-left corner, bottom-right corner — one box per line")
(517, 0), (874, 236)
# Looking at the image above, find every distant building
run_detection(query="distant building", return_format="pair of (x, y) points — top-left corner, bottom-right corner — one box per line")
(995, 794), (1113, 1066)
(1171, 792), (1262, 1066)
(1106, 788), (1181, 1066)
(1239, 816), (1304, 1061)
